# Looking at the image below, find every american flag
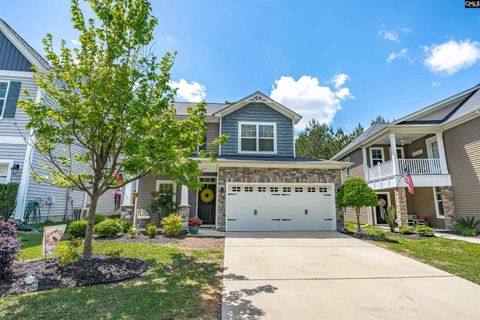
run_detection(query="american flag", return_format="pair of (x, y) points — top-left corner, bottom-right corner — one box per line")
(401, 167), (414, 195)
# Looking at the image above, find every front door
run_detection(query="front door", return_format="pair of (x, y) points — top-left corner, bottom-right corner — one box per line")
(198, 184), (216, 225)
(375, 194), (389, 224)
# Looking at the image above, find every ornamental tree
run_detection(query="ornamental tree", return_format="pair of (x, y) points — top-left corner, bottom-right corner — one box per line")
(20, 0), (221, 259)
(336, 177), (378, 233)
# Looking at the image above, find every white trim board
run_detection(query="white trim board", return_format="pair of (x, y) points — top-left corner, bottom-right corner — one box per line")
(0, 136), (27, 144)
(0, 159), (14, 183)
(369, 147), (385, 167)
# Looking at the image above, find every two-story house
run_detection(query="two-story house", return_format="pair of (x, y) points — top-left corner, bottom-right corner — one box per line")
(113, 92), (350, 232)
(0, 19), (88, 222)
(332, 84), (480, 230)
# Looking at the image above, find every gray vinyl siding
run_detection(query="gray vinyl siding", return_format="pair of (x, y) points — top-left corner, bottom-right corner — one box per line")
(444, 116), (480, 218)
(220, 103), (294, 157)
(96, 192), (116, 215)
(0, 75), (36, 137)
(0, 31), (32, 72)
(205, 122), (219, 153)
(0, 143), (26, 183)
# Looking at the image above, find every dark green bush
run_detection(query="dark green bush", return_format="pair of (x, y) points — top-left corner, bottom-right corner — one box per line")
(453, 217), (479, 237)
(146, 223), (158, 238)
(105, 248), (123, 258)
(399, 225), (416, 234)
(0, 183), (19, 221)
(94, 214), (106, 225)
(415, 225), (435, 237)
(94, 219), (122, 238)
(68, 220), (88, 237)
(120, 220), (133, 233)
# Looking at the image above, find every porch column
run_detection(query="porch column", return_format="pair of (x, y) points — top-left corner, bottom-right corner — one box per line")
(362, 146), (369, 181)
(436, 133), (449, 174)
(389, 133), (399, 175)
(394, 187), (408, 226)
(440, 187), (456, 229)
(178, 185), (190, 231)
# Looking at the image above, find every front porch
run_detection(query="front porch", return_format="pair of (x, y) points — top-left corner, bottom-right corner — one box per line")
(370, 186), (455, 229)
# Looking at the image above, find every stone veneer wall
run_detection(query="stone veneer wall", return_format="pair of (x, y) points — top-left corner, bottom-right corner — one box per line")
(440, 187), (456, 229)
(394, 187), (409, 226)
(216, 167), (343, 230)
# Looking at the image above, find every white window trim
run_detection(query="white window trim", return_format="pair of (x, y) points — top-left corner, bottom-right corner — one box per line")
(0, 159), (14, 184)
(369, 147), (385, 167)
(425, 136), (438, 159)
(238, 121), (277, 154)
(0, 81), (11, 119)
(155, 180), (176, 202)
(388, 146), (405, 159)
(433, 187), (445, 219)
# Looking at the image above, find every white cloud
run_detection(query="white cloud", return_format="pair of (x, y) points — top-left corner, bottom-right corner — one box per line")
(402, 27), (413, 34)
(423, 40), (480, 75)
(332, 73), (349, 88)
(71, 39), (81, 46)
(270, 75), (353, 130)
(386, 48), (412, 64)
(378, 27), (399, 43)
(432, 81), (441, 87)
(165, 35), (173, 43)
(170, 79), (206, 102)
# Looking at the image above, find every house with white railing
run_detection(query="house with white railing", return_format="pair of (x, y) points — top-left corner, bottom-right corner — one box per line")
(332, 83), (480, 229)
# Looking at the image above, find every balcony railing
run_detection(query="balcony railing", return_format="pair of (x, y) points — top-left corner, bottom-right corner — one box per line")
(368, 158), (444, 181)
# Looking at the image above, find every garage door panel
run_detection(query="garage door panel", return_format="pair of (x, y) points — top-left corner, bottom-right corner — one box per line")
(226, 183), (336, 232)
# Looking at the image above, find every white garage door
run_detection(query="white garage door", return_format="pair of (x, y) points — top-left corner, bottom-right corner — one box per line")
(226, 183), (336, 231)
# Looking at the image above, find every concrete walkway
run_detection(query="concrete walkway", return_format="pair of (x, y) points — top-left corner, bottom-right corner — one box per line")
(222, 232), (480, 320)
(435, 232), (480, 244)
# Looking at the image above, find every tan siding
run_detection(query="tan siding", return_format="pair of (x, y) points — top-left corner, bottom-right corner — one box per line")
(341, 149), (369, 224)
(407, 187), (445, 228)
(405, 135), (434, 159)
(444, 117), (480, 217)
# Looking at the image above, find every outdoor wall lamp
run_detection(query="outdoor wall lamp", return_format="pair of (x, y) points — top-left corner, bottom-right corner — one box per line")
(11, 164), (20, 176)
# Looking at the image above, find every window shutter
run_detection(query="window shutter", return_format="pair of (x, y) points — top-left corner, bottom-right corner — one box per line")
(3, 81), (21, 118)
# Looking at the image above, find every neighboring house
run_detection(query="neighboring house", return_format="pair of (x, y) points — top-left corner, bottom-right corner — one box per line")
(0, 19), (87, 221)
(116, 92), (349, 231)
(332, 84), (480, 229)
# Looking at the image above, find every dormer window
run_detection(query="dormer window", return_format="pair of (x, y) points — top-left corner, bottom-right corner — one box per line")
(238, 122), (276, 154)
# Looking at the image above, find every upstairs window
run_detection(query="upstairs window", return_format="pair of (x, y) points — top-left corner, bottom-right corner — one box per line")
(239, 122), (276, 153)
(0, 161), (13, 184)
(370, 148), (384, 166)
(0, 82), (9, 118)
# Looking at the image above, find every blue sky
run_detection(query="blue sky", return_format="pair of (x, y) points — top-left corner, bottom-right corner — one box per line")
(2, 0), (480, 132)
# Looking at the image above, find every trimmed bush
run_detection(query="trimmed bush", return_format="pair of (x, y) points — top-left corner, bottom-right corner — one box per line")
(94, 214), (106, 225)
(399, 225), (416, 234)
(161, 214), (183, 236)
(415, 225), (435, 237)
(127, 227), (139, 238)
(69, 220), (88, 237)
(0, 183), (19, 221)
(146, 223), (158, 238)
(120, 220), (133, 233)
(94, 219), (123, 238)
(57, 238), (82, 265)
(0, 220), (20, 279)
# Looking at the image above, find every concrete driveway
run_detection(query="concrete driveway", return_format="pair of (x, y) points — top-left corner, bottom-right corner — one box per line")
(222, 232), (480, 320)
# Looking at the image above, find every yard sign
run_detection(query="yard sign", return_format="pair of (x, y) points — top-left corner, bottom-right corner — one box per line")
(42, 224), (67, 257)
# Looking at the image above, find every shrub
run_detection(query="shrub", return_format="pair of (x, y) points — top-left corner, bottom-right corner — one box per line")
(109, 214), (121, 219)
(0, 218), (17, 236)
(0, 234), (20, 279)
(415, 225), (435, 237)
(57, 238), (82, 265)
(105, 248), (123, 258)
(399, 225), (416, 234)
(68, 220), (88, 237)
(453, 217), (480, 237)
(375, 230), (388, 241)
(94, 219), (123, 238)
(146, 223), (158, 238)
(94, 214), (106, 225)
(385, 207), (396, 233)
(0, 183), (19, 221)
(127, 227), (139, 238)
(161, 214), (183, 236)
(120, 220), (133, 233)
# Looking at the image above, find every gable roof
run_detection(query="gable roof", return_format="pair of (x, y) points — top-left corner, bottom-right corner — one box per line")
(213, 91), (302, 124)
(172, 102), (229, 116)
(332, 123), (389, 160)
(0, 19), (51, 72)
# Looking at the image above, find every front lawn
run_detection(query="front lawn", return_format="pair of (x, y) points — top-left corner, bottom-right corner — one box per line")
(1, 232), (224, 320)
(344, 222), (480, 285)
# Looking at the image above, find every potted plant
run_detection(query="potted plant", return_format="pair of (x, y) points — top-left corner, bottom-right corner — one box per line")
(188, 218), (202, 234)
(421, 215), (431, 226)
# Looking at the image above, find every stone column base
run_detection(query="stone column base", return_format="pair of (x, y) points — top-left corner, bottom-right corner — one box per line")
(178, 205), (190, 231)
(440, 187), (456, 230)
(394, 187), (408, 226)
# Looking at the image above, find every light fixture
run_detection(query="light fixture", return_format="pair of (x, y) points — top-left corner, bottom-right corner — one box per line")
(11, 164), (20, 176)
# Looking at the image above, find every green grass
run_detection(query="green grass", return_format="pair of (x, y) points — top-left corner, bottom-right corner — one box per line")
(1, 233), (223, 320)
(344, 222), (480, 285)
(344, 222), (388, 233)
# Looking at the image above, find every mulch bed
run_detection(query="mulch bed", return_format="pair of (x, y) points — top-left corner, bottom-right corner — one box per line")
(95, 233), (183, 244)
(389, 232), (429, 240)
(0, 255), (149, 297)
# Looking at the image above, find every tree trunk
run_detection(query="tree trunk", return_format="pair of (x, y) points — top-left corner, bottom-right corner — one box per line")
(83, 193), (99, 260)
(356, 207), (362, 233)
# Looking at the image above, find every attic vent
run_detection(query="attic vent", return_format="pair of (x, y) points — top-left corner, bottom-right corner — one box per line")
(247, 95), (268, 103)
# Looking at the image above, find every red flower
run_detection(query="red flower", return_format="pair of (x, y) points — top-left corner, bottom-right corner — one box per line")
(188, 218), (202, 227)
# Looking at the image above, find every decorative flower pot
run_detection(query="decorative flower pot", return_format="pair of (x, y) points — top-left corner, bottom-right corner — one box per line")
(189, 226), (199, 234)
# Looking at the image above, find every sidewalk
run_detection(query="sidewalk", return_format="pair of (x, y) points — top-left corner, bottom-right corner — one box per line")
(435, 232), (480, 244)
